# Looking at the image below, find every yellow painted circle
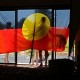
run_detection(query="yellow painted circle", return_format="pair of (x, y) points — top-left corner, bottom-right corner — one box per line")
(22, 13), (50, 40)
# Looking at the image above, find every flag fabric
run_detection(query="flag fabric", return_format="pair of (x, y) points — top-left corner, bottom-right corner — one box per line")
(33, 27), (69, 51)
(0, 27), (69, 54)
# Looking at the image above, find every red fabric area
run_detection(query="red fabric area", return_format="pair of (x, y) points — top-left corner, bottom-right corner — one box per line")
(0, 27), (69, 53)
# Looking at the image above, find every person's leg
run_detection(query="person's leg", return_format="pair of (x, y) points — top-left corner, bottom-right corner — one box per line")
(4, 54), (9, 63)
(31, 50), (35, 65)
(36, 50), (39, 66)
(45, 51), (49, 67)
(31, 56), (34, 65)
(39, 50), (43, 67)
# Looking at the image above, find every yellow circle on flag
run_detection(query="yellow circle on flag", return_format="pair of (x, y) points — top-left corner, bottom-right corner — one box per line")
(22, 13), (50, 41)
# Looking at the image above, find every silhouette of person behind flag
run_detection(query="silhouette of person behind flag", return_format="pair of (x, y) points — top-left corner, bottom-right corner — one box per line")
(37, 17), (49, 67)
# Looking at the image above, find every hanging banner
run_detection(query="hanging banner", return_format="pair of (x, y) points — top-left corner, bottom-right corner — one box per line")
(0, 13), (69, 53)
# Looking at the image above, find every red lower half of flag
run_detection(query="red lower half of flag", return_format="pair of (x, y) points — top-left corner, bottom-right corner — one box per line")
(0, 28), (69, 53)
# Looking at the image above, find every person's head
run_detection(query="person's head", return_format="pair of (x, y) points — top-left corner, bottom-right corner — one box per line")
(41, 17), (46, 23)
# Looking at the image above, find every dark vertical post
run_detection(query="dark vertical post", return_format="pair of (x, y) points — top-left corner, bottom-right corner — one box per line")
(54, 10), (56, 59)
(15, 10), (17, 65)
(29, 22), (35, 64)
(68, 8), (71, 57)
(29, 10), (36, 64)
(51, 9), (54, 60)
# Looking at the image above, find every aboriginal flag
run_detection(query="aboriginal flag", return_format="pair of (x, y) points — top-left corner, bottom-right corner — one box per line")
(0, 13), (69, 53)
(0, 27), (69, 53)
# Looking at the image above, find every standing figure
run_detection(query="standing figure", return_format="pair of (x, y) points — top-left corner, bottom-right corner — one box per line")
(38, 17), (49, 67)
